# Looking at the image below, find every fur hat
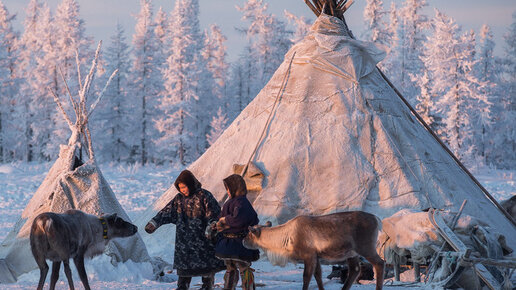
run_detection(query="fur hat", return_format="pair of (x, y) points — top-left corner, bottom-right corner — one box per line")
(223, 174), (247, 198)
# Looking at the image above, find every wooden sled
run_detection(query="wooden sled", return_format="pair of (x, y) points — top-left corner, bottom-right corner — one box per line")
(428, 209), (502, 290)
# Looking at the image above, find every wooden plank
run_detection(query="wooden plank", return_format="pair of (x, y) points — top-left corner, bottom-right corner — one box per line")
(432, 212), (467, 251)
(432, 211), (502, 290)
(341, 0), (354, 13)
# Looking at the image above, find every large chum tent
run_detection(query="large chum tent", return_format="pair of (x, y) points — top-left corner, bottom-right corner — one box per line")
(0, 43), (150, 283)
(138, 0), (515, 259)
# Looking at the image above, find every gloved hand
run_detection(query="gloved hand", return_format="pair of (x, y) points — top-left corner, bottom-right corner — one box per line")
(205, 221), (217, 240)
(216, 217), (229, 232)
(145, 222), (157, 234)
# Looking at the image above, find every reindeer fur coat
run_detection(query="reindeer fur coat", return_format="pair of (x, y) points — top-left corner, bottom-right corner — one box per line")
(149, 170), (225, 276)
(215, 174), (260, 262)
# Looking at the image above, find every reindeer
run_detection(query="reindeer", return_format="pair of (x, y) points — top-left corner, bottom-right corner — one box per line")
(30, 210), (138, 290)
(243, 211), (384, 290)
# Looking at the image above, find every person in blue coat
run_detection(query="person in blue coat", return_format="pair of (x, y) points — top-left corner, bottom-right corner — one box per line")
(215, 174), (260, 290)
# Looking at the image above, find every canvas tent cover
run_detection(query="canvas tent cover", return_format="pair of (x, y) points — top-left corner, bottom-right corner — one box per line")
(137, 14), (515, 257)
(0, 140), (150, 283)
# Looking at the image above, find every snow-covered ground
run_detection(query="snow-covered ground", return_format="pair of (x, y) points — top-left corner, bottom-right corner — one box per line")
(0, 162), (514, 289)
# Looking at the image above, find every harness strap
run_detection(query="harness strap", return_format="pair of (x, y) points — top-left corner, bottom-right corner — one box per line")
(99, 217), (108, 239)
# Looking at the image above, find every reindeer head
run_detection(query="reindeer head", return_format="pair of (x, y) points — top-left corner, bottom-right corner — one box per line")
(243, 221), (272, 249)
(103, 213), (138, 239)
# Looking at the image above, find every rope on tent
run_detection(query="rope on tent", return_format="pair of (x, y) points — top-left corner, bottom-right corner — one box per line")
(238, 52), (297, 178)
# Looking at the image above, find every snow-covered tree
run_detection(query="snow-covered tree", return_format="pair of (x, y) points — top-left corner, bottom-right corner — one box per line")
(14, 0), (41, 162)
(363, 0), (389, 45)
(378, 2), (399, 76)
(284, 10), (311, 43)
(202, 24), (229, 114)
(227, 45), (255, 120)
(203, 25), (228, 98)
(130, 0), (162, 165)
(17, 1), (56, 161)
(468, 25), (496, 162)
(237, 0), (292, 92)
(155, 0), (204, 165)
(206, 107), (228, 146)
(422, 10), (487, 163)
(412, 70), (436, 127)
(0, 1), (19, 162)
(491, 12), (516, 168)
(93, 23), (132, 163)
(393, 0), (428, 105)
(153, 6), (169, 75)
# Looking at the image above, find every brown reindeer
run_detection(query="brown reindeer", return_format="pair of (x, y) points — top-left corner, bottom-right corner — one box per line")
(243, 211), (384, 290)
(30, 210), (138, 290)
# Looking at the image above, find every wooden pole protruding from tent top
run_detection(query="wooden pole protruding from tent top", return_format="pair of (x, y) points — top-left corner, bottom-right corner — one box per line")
(304, 0), (354, 21)
(48, 41), (118, 162)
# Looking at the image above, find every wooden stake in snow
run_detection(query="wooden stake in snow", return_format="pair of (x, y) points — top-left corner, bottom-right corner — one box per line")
(47, 41), (118, 162)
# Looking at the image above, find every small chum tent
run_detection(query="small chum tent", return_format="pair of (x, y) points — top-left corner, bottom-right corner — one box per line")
(137, 0), (515, 259)
(0, 43), (150, 283)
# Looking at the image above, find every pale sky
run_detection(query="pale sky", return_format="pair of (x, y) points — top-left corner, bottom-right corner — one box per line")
(4, 0), (516, 61)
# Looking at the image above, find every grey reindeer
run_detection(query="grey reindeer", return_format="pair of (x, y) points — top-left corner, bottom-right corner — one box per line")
(30, 210), (138, 290)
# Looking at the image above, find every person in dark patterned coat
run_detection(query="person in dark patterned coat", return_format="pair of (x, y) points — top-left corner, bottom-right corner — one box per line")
(145, 170), (225, 290)
(214, 174), (260, 290)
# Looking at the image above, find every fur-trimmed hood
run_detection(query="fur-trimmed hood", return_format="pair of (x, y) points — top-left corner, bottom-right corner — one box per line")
(174, 170), (202, 193)
(223, 174), (247, 198)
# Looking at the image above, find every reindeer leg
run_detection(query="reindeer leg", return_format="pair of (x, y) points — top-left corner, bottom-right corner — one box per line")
(342, 257), (360, 290)
(364, 254), (385, 290)
(63, 260), (75, 290)
(314, 258), (324, 290)
(302, 256), (317, 290)
(49, 261), (61, 290)
(73, 254), (91, 290)
(36, 260), (49, 290)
